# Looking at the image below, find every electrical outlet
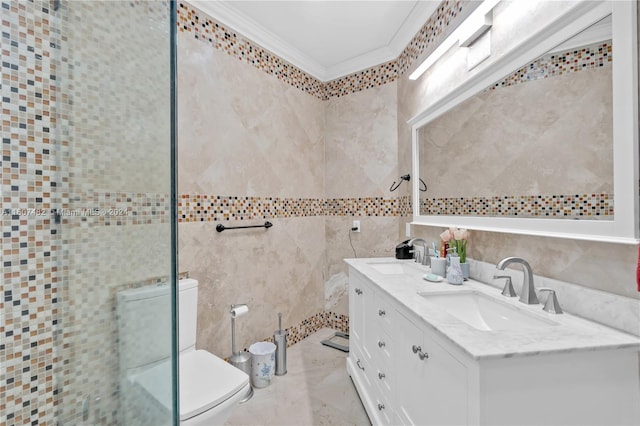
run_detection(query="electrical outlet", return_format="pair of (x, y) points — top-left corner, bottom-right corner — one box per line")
(352, 220), (361, 233)
(405, 222), (411, 237)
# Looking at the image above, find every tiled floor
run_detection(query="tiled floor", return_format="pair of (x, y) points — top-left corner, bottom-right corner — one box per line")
(226, 328), (371, 426)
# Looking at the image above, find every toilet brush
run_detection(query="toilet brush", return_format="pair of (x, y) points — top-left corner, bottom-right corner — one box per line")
(273, 312), (287, 376)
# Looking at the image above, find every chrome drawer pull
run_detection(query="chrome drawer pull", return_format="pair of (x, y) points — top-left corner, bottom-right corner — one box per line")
(378, 340), (386, 348)
(378, 372), (385, 380)
(378, 309), (386, 316)
(378, 403), (385, 411)
(355, 288), (363, 295)
(356, 359), (365, 371)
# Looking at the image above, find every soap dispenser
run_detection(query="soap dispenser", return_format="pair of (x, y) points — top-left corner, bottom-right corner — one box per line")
(447, 256), (464, 285)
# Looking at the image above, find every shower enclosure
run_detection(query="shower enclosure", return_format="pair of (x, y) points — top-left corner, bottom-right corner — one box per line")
(1, 1), (178, 424)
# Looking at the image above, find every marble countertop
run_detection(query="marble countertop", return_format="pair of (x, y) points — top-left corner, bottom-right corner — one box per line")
(345, 257), (640, 360)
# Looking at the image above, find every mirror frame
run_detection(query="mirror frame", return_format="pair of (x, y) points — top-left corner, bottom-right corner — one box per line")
(409, 1), (639, 244)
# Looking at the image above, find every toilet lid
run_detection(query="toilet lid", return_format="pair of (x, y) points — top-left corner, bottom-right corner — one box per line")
(133, 350), (250, 421)
(179, 350), (249, 420)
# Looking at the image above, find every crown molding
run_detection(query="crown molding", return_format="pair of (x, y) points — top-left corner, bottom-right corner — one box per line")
(189, 0), (440, 82)
(323, 46), (397, 82)
(388, 1), (440, 54)
(190, 0), (326, 79)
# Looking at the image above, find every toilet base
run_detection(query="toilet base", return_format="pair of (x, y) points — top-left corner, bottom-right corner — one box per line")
(181, 381), (251, 425)
(239, 386), (253, 404)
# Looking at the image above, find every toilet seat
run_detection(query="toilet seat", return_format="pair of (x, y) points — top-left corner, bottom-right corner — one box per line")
(133, 350), (250, 421)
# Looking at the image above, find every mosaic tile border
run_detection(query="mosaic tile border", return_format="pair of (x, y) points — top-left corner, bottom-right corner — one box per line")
(489, 41), (612, 90)
(323, 60), (398, 99)
(323, 197), (407, 217)
(397, 0), (465, 76)
(178, 1), (468, 99)
(177, 2), (326, 100)
(178, 194), (410, 222)
(1, 192), (170, 227)
(178, 1), (610, 100)
(419, 193), (614, 218)
(259, 311), (349, 350)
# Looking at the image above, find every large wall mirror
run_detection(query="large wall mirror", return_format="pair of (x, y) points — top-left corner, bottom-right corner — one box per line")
(409, 1), (638, 243)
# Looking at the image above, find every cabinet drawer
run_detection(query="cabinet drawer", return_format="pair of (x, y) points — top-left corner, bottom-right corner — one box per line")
(350, 344), (371, 386)
(373, 291), (395, 332)
(372, 361), (394, 399)
(367, 326), (394, 365)
(373, 394), (398, 426)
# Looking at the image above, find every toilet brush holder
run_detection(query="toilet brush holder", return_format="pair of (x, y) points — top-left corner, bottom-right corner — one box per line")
(273, 312), (287, 376)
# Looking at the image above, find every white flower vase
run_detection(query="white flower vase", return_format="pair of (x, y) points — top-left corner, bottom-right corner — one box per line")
(460, 262), (470, 280)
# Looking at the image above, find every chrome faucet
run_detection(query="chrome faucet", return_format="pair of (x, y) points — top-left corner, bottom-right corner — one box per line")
(495, 257), (539, 305)
(408, 238), (428, 265)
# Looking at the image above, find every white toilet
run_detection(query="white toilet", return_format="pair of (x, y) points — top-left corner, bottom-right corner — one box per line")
(117, 278), (250, 425)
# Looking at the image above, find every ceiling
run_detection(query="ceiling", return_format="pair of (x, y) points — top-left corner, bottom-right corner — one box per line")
(190, 1), (441, 82)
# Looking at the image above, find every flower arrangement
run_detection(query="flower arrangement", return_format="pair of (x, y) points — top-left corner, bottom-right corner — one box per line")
(439, 227), (469, 263)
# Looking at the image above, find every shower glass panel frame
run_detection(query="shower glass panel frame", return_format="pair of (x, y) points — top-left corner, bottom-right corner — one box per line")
(0, 0), (177, 424)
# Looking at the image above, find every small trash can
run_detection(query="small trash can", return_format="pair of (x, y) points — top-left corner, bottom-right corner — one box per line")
(249, 341), (276, 388)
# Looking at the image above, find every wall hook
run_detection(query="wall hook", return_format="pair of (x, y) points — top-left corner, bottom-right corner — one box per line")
(389, 174), (428, 192)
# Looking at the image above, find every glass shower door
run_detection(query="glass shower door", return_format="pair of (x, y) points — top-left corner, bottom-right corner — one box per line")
(54, 1), (178, 424)
(1, 0), (176, 424)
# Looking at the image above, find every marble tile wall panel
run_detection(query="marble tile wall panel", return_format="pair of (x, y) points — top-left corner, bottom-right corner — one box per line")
(177, 32), (325, 198)
(178, 219), (326, 357)
(324, 216), (400, 316)
(177, 22), (330, 359)
(323, 83), (401, 314)
(325, 83), (398, 199)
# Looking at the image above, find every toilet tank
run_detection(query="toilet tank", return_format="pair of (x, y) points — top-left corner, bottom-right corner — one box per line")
(116, 278), (199, 372)
(117, 282), (172, 371)
(178, 278), (198, 353)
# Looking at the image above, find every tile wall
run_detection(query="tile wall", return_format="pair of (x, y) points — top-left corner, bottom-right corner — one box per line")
(177, 29), (327, 357)
(1, 2), (63, 424)
(176, 1), (433, 354)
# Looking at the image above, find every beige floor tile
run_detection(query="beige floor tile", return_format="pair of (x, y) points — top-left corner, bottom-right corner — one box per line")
(226, 328), (370, 426)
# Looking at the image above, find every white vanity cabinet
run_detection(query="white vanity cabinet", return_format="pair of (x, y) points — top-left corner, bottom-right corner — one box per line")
(346, 262), (640, 426)
(348, 269), (399, 425)
(395, 311), (467, 426)
(348, 281), (467, 426)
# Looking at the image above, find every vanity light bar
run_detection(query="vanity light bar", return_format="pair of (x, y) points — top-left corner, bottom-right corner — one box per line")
(408, 0), (500, 80)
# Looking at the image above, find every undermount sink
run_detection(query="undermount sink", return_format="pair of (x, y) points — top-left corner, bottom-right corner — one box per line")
(417, 290), (558, 331)
(367, 261), (421, 275)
